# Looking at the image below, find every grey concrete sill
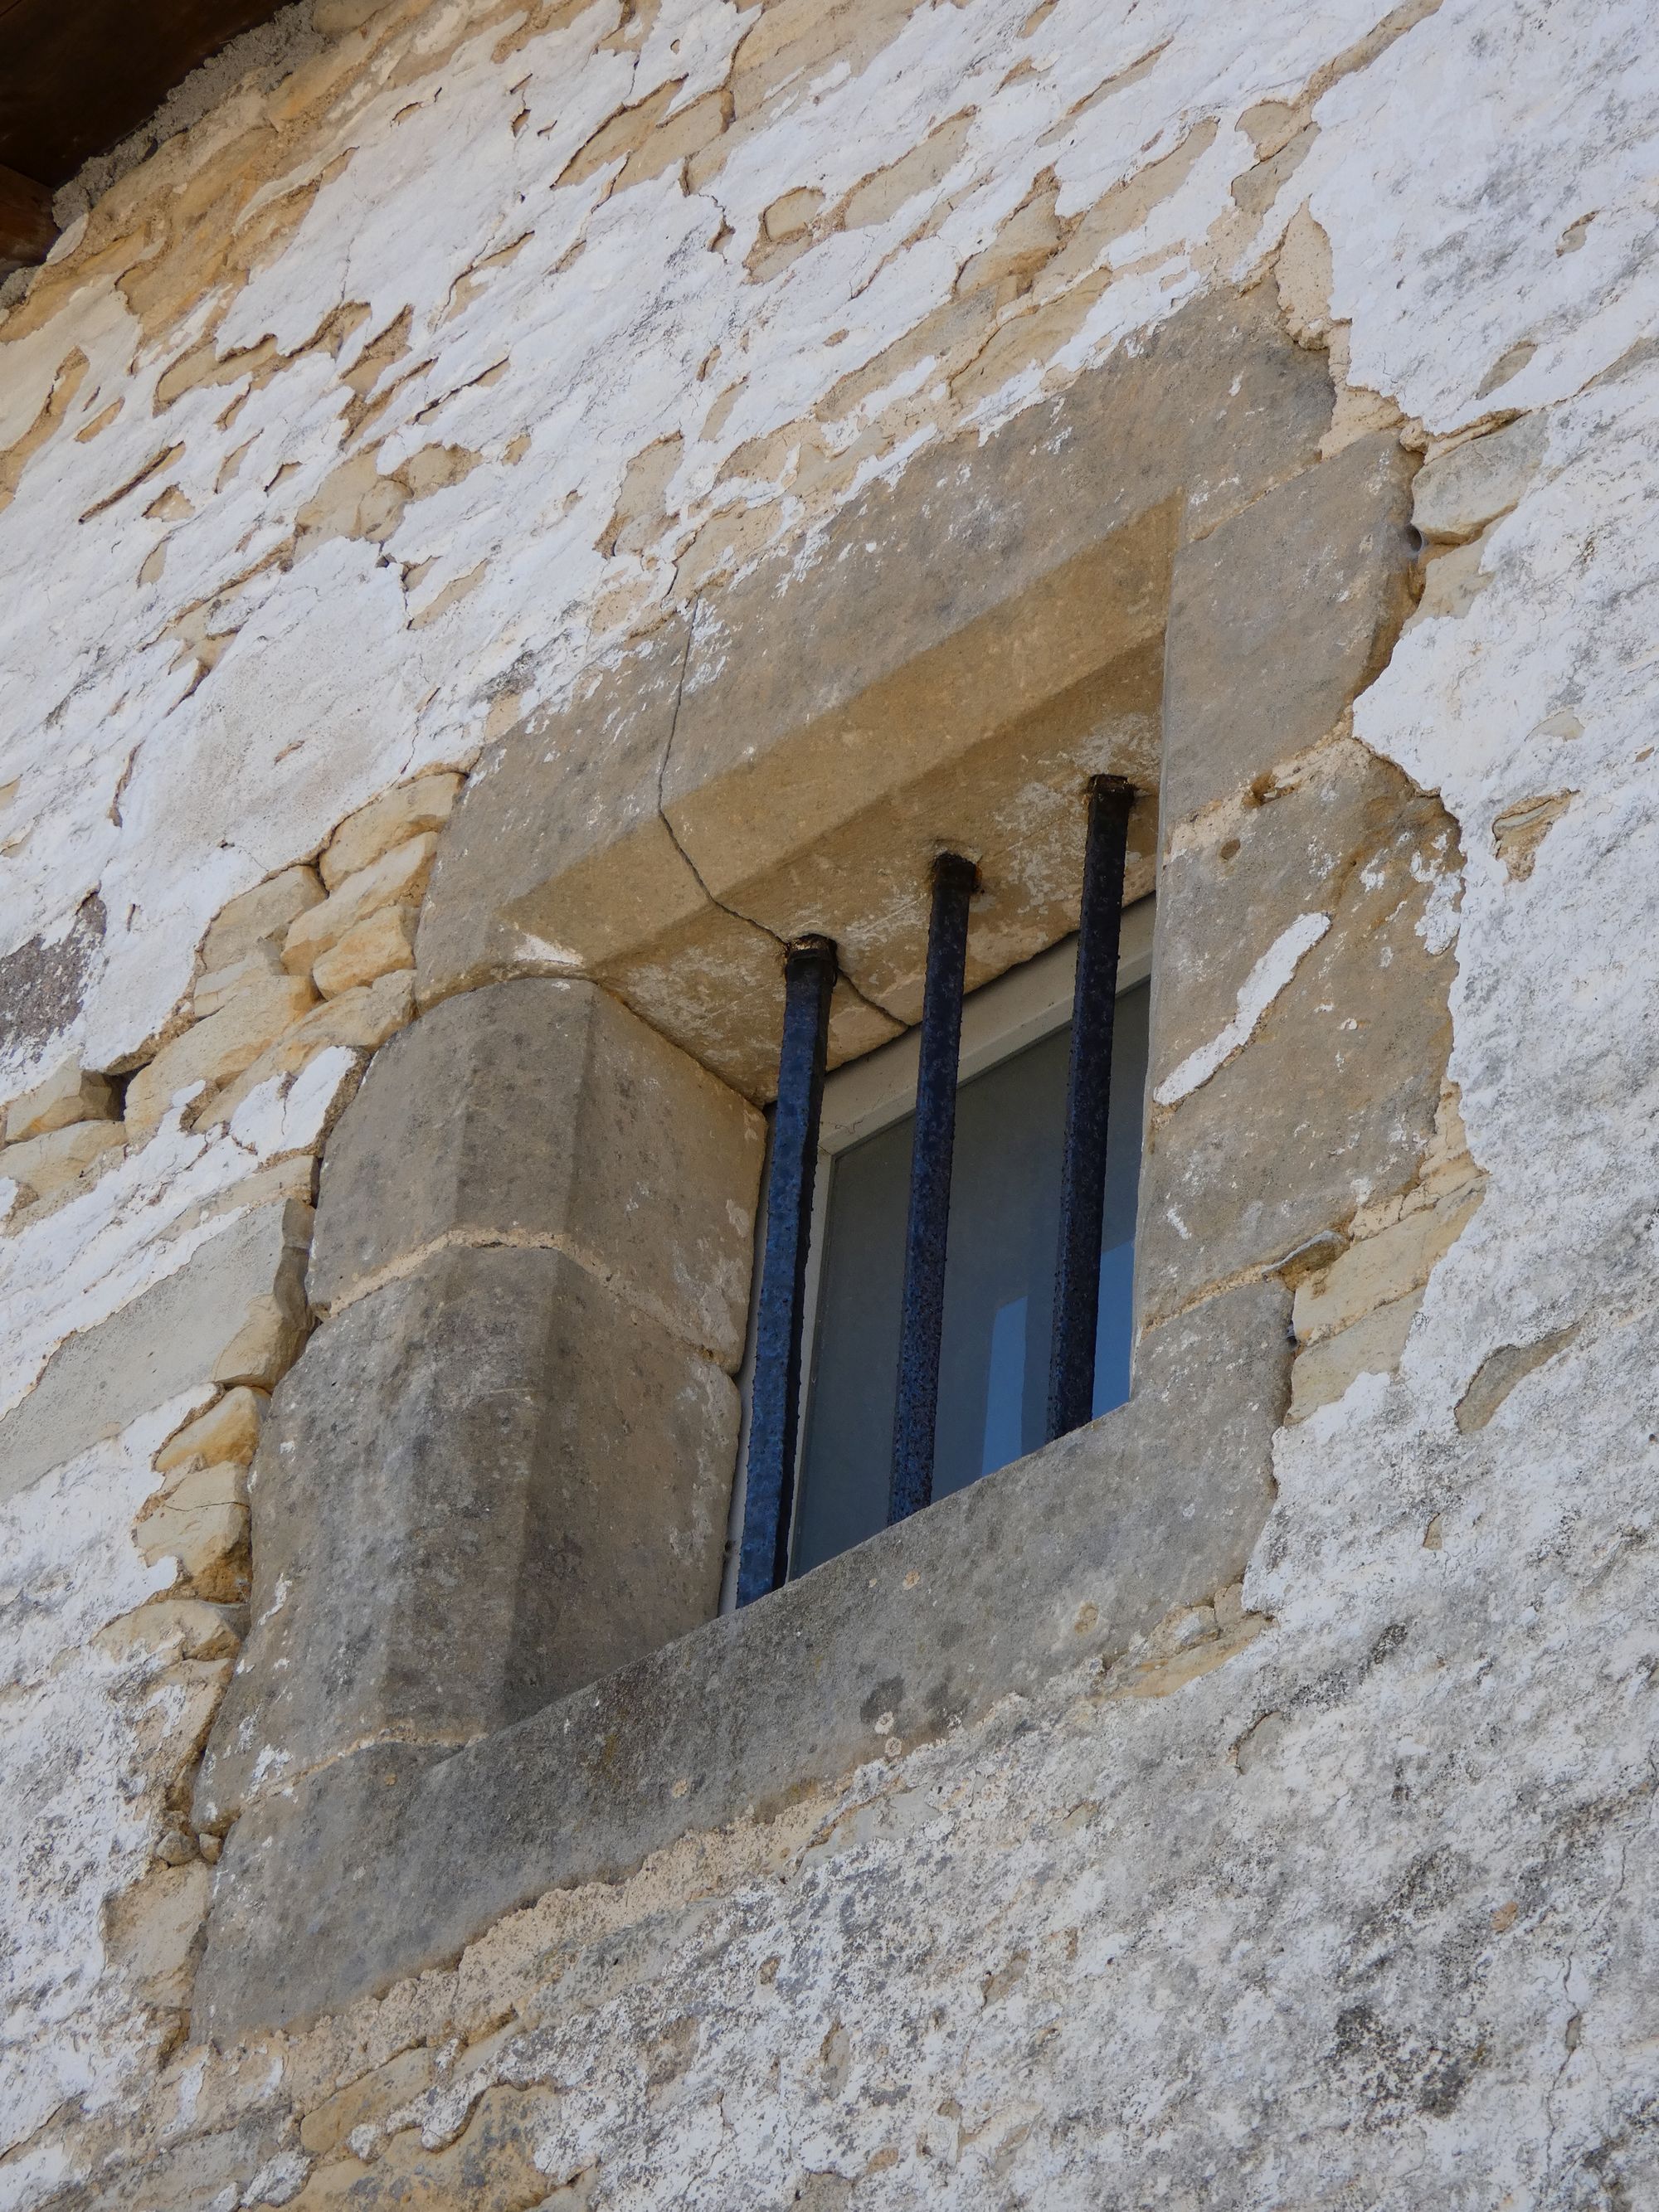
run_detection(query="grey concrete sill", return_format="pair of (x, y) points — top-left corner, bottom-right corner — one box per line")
(196, 1276), (1287, 2038)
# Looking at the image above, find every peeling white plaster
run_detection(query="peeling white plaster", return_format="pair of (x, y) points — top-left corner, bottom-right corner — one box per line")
(0, 1398), (201, 2154)
(2, 0), (1658, 2198)
(1154, 912), (1331, 1106)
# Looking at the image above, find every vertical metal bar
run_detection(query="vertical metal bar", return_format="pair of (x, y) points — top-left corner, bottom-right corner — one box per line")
(888, 853), (978, 1524)
(737, 936), (837, 1606)
(1047, 775), (1135, 1441)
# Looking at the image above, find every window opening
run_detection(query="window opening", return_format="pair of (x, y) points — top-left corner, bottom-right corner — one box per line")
(735, 777), (1143, 1603)
(791, 967), (1149, 1578)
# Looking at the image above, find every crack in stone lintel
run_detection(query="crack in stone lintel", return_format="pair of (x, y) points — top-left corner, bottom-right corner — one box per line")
(654, 596), (902, 1029)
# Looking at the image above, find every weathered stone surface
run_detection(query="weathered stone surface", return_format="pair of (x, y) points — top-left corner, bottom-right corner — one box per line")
(127, 973), (318, 1137)
(1455, 1323), (1580, 1434)
(636, 915), (904, 1101)
(153, 1385), (266, 1471)
(664, 515), (1173, 977)
(416, 288), (1331, 1092)
(93, 1598), (244, 1663)
(196, 1242), (739, 1830)
(1137, 740), (1459, 1321)
(196, 1278), (1288, 2032)
(1413, 413), (1548, 542)
(75, 2117), (296, 2212)
(298, 2047), (435, 2159)
(199, 865), (324, 975)
(321, 771), (461, 890)
(310, 902), (417, 997)
(1293, 1182), (1483, 1344)
(1288, 1287), (1423, 1420)
(204, 970), (411, 1125)
(3, 1056), (116, 1142)
(677, 632), (1164, 1028)
(416, 624), (700, 1008)
(105, 1861), (212, 2008)
(1160, 431), (1418, 829)
(0, 1198), (311, 1504)
(289, 2085), (552, 2210)
(283, 834), (437, 978)
(670, 282), (1326, 857)
(192, 944), (283, 1018)
(0, 1114), (125, 1198)
(137, 1490), (248, 1588)
(412, 625), (883, 1097)
(308, 977), (761, 1364)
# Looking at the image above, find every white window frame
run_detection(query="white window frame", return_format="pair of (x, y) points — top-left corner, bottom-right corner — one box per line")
(721, 894), (1155, 1608)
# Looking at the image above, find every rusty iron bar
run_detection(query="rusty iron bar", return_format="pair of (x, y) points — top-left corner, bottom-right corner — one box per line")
(888, 852), (978, 1525)
(1046, 775), (1136, 1441)
(736, 935), (838, 1604)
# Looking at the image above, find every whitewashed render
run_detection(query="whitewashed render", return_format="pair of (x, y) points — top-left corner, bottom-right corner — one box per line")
(2, 0), (1657, 2200)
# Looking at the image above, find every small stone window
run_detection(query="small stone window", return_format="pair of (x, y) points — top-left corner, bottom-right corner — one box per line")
(738, 900), (1152, 1586)
(194, 290), (1451, 2039)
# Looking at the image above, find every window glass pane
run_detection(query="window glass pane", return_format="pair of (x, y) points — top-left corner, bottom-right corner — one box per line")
(791, 977), (1149, 1578)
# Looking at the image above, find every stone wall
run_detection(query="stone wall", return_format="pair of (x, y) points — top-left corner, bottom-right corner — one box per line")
(2, 0), (1657, 2203)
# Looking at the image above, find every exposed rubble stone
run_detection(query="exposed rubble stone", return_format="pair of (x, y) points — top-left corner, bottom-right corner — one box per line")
(283, 838), (438, 980)
(3, 1056), (117, 1143)
(127, 974), (318, 1138)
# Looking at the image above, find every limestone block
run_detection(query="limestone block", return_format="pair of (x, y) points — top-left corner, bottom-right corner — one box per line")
(1410, 535), (1493, 624)
(418, 630), (893, 1078)
(0, 1198), (313, 1504)
(596, 885), (898, 1102)
(282, 834), (437, 977)
(205, 970), (412, 1125)
(154, 1386), (268, 1472)
(308, 978), (762, 1365)
(1413, 413), (1546, 542)
(211, 1226), (309, 1391)
(299, 2047), (435, 2158)
(1138, 741), (1458, 1323)
(321, 771), (461, 889)
(3, 1056), (116, 1142)
(127, 973), (318, 1137)
(0, 1115), (124, 1198)
(201, 863), (324, 975)
(1160, 431), (1417, 829)
(196, 1243), (741, 1828)
(139, 1495), (249, 1584)
(94, 1598), (244, 1662)
(310, 902), (417, 997)
(193, 942), (282, 1018)
(665, 515), (1173, 977)
(1288, 1289), (1423, 1420)
(105, 1860), (213, 2008)
(414, 622), (727, 1009)
(1293, 1183), (1484, 1345)
(669, 283), (1325, 868)
(153, 1458), (251, 1514)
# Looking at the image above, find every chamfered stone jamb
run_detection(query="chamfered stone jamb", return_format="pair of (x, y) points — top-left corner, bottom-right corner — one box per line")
(197, 1242), (741, 1829)
(308, 975), (763, 1369)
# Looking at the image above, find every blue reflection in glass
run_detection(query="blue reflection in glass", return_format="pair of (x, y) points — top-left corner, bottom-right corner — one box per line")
(791, 977), (1150, 1578)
